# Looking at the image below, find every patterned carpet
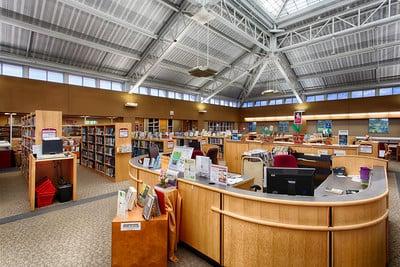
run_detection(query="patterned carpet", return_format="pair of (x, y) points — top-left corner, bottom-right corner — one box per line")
(0, 165), (130, 219)
(0, 164), (399, 266)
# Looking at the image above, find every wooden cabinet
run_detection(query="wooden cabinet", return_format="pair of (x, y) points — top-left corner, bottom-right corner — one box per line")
(112, 208), (168, 267)
(178, 181), (221, 263)
(224, 141), (248, 174)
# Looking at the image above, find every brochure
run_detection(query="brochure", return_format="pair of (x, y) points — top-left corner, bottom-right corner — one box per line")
(184, 159), (196, 180)
(210, 164), (228, 185)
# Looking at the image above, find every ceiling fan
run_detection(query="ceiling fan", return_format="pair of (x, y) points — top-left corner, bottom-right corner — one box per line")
(188, 0), (218, 77)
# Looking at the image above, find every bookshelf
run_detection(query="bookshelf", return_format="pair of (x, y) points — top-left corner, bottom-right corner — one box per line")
(62, 125), (81, 159)
(0, 125), (22, 141)
(208, 121), (235, 132)
(132, 137), (176, 157)
(147, 118), (160, 133)
(80, 123), (131, 182)
(173, 136), (207, 147)
(21, 110), (63, 177)
(207, 136), (226, 159)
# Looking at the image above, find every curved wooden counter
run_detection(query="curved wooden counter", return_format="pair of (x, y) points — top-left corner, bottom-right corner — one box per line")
(128, 155), (388, 267)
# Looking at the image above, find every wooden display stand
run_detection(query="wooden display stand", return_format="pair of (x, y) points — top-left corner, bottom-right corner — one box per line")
(80, 123), (131, 182)
(28, 153), (77, 211)
(112, 207), (168, 267)
(21, 110), (63, 177)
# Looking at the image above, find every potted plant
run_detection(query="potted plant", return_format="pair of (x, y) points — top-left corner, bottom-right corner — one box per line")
(292, 124), (304, 144)
(260, 126), (274, 143)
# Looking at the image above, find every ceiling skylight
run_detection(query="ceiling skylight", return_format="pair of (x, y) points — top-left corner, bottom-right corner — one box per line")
(255, 0), (326, 19)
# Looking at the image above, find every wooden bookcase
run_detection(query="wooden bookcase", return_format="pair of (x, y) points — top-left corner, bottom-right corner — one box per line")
(80, 123), (131, 182)
(132, 137), (176, 157)
(21, 110), (63, 177)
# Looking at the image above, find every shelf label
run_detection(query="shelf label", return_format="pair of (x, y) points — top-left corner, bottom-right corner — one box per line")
(121, 222), (141, 231)
(42, 128), (57, 140)
(119, 128), (129, 138)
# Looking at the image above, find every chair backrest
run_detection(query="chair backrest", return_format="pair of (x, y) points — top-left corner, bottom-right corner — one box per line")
(149, 143), (159, 159)
(206, 148), (219, 165)
(242, 157), (264, 188)
(191, 149), (204, 159)
(273, 154), (298, 168)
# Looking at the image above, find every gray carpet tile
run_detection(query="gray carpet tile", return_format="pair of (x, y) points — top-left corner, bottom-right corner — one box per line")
(0, 165), (131, 219)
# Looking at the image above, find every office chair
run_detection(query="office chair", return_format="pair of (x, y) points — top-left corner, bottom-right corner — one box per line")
(206, 147), (219, 165)
(242, 156), (264, 192)
(190, 140), (204, 159)
(273, 154), (298, 168)
(148, 143), (160, 159)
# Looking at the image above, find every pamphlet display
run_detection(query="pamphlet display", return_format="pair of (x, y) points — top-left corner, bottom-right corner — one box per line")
(184, 159), (196, 180)
(196, 156), (211, 178)
(125, 187), (137, 211)
(168, 146), (193, 172)
(117, 190), (127, 219)
(210, 164), (228, 185)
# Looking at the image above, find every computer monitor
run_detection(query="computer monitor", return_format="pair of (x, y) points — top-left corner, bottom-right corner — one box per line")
(265, 167), (315, 196)
(42, 139), (63, 155)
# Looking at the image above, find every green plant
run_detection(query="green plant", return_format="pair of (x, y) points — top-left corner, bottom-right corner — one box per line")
(292, 123), (302, 134)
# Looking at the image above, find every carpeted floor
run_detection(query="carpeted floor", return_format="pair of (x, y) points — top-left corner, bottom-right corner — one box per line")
(0, 164), (399, 266)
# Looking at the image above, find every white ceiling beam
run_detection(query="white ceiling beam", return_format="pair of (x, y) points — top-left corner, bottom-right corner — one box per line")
(276, 0), (400, 51)
(297, 58), (400, 80)
(129, 19), (193, 93)
(57, 0), (158, 39)
(0, 11), (141, 61)
(208, 0), (271, 51)
(290, 40), (400, 68)
(277, 0), (357, 27)
(198, 46), (259, 92)
(239, 59), (270, 103)
(271, 53), (304, 103)
(201, 55), (269, 103)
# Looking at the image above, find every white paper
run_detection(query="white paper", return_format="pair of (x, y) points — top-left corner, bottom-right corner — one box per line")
(142, 158), (150, 168)
(168, 146), (193, 172)
(117, 190), (127, 219)
(196, 156), (211, 178)
(210, 164), (228, 185)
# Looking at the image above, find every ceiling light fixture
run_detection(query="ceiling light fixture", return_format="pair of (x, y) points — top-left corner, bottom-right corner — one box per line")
(261, 89), (277, 95)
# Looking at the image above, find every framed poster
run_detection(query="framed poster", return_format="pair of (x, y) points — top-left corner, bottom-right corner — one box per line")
(278, 121), (289, 133)
(368, 118), (389, 133)
(294, 111), (302, 124)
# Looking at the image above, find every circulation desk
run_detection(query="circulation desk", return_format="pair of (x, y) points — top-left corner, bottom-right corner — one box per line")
(128, 155), (388, 267)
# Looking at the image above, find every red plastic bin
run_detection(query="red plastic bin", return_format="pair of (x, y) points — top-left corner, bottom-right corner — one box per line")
(35, 177), (56, 208)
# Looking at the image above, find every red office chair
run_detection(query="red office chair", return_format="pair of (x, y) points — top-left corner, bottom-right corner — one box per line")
(191, 149), (204, 159)
(273, 154), (298, 168)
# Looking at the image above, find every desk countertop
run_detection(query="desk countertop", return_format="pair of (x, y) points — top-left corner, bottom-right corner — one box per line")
(130, 155), (387, 205)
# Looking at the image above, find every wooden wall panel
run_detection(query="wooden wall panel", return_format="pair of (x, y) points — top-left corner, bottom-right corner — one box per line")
(0, 76), (240, 122)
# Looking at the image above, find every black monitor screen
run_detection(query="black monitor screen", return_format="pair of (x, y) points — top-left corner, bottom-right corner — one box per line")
(42, 139), (63, 155)
(266, 167), (315, 196)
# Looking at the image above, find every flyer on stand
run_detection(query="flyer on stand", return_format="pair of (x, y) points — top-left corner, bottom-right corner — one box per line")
(210, 164), (228, 185)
